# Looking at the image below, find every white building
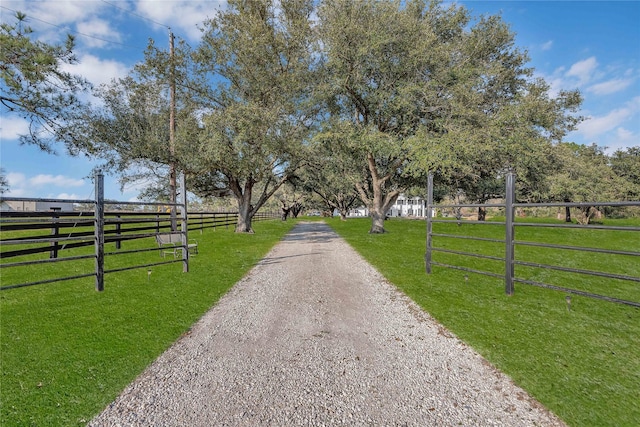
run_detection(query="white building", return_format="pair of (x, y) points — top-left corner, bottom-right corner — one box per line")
(388, 194), (427, 218)
(348, 206), (369, 217)
(348, 194), (434, 218)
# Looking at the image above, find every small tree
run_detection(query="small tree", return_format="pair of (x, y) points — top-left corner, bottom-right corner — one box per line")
(275, 183), (306, 221)
(610, 146), (640, 201)
(80, 38), (201, 229)
(304, 127), (362, 221)
(548, 143), (630, 224)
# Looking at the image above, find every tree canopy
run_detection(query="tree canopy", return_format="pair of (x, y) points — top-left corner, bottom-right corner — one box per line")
(191, 0), (319, 232)
(9, 1), (638, 232)
(316, 0), (582, 232)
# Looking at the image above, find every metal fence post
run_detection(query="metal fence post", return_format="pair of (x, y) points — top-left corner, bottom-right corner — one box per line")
(115, 215), (122, 249)
(505, 172), (515, 295)
(425, 174), (434, 274)
(49, 207), (61, 259)
(94, 171), (105, 292)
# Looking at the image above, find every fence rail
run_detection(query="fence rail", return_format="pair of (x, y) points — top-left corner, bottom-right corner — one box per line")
(425, 173), (640, 308)
(0, 172), (278, 291)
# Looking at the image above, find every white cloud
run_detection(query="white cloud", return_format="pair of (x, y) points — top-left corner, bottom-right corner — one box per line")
(3, 187), (26, 197)
(587, 78), (634, 95)
(135, 0), (219, 41)
(29, 174), (85, 188)
(541, 40), (553, 51)
(599, 127), (639, 154)
(2, 0), (106, 44)
(6, 172), (27, 188)
(0, 116), (29, 141)
(566, 56), (598, 86)
(31, 0), (103, 25)
(4, 173), (86, 197)
(3, 172), (27, 197)
(577, 96), (640, 139)
(76, 18), (122, 48)
(62, 54), (130, 87)
(616, 127), (634, 141)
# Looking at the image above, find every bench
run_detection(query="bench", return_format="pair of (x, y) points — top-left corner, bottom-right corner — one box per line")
(155, 232), (198, 258)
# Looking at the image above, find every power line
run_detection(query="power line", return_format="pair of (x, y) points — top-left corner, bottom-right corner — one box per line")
(0, 5), (146, 51)
(101, 0), (170, 29)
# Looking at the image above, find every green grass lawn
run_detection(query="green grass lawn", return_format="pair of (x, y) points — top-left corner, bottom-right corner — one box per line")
(1, 219), (295, 426)
(327, 216), (640, 427)
(2, 216), (638, 426)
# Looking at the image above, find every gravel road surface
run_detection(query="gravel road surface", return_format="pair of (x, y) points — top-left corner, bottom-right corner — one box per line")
(89, 221), (564, 426)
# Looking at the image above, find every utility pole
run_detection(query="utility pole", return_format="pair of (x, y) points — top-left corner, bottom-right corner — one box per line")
(169, 28), (178, 231)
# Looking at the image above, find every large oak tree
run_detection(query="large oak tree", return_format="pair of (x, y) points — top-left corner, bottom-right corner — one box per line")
(318, 0), (582, 232)
(193, 0), (318, 233)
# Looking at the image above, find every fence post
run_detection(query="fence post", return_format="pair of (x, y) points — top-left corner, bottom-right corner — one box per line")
(94, 171), (105, 292)
(49, 207), (61, 259)
(425, 174), (434, 274)
(179, 172), (189, 273)
(115, 215), (121, 250)
(505, 172), (515, 295)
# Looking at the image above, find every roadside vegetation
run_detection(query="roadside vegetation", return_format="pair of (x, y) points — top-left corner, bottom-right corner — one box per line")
(0, 220), (295, 426)
(328, 216), (640, 427)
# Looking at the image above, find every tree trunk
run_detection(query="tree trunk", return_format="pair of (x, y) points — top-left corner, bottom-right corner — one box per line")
(291, 202), (303, 218)
(281, 207), (290, 221)
(358, 153), (401, 234)
(369, 208), (386, 233)
(234, 181), (254, 233)
(576, 206), (593, 225)
(339, 209), (348, 221)
(478, 206), (486, 221)
(236, 201), (254, 232)
(565, 205), (572, 222)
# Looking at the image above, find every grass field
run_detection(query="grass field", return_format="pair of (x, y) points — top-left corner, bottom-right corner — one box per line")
(327, 216), (640, 427)
(1, 220), (295, 426)
(1, 215), (638, 426)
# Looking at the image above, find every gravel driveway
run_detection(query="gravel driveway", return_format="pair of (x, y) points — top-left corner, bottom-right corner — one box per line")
(89, 221), (564, 426)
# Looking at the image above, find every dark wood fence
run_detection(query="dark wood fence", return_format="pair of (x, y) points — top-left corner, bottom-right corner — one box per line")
(0, 172), (278, 291)
(425, 173), (640, 307)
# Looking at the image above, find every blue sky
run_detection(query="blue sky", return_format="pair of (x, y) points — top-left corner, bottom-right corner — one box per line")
(1, 0), (639, 201)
